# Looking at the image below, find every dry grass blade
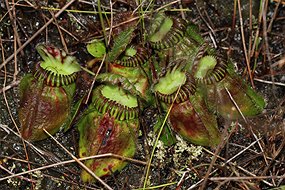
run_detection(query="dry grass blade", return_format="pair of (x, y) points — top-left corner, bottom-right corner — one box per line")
(143, 85), (182, 189)
(43, 129), (113, 190)
(0, 80), (20, 94)
(0, 0), (76, 70)
(0, 36), (34, 186)
(237, 0), (254, 88)
(0, 152), (146, 182)
(210, 175), (285, 181)
(224, 87), (247, 123)
(85, 54), (106, 104)
(254, 78), (285, 87)
(271, 55), (285, 68)
(199, 123), (232, 190)
(192, 137), (274, 189)
(0, 164), (36, 183)
(267, 0), (282, 33)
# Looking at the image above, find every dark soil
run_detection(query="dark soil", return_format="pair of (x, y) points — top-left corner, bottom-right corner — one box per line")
(0, 0), (284, 189)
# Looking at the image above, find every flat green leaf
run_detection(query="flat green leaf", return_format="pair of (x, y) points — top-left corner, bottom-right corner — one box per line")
(87, 39), (106, 58)
(106, 27), (135, 62)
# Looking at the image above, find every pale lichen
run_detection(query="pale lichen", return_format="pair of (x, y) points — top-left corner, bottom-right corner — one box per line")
(173, 135), (203, 168)
(32, 170), (44, 190)
(146, 131), (167, 166)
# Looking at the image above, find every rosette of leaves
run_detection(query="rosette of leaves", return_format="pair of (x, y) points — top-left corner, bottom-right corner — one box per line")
(148, 12), (187, 50)
(153, 59), (220, 146)
(193, 55), (266, 119)
(19, 44), (81, 141)
(87, 12), (137, 63)
(87, 29), (153, 103)
(147, 12), (211, 70)
(109, 45), (153, 103)
(77, 74), (140, 182)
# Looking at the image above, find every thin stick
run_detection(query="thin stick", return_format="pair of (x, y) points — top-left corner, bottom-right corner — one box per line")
(4, 0), (24, 59)
(156, 0), (181, 12)
(0, 37), (34, 186)
(142, 85), (182, 189)
(85, 54), (106, 104)
(50, 10), (68, 53)
(250, 0), (265, 58)
(0, 152), (147, 182)
(41, 14), (79, 41)
(0, 0), (76, 71)
(254, 78), (285, 87)
(43, 129), (113, 190)
(97, 0), (108, 46)
(107, 0), (114, 45)
(262, 0), (276, 93)
(0, 165), (36, 183)
(188, 137), (273, 189)
(0, 80), (20, 94)
(237, 0), (254, 88)
(199, 124), (231, 189)
(248, 0), (253, 63)
(224, 87), (247, 123)
(209, 175), (285, 181)
(267, 0), (281, 33)
(196, 3), (217, 41)
(229, 142), (282, 163)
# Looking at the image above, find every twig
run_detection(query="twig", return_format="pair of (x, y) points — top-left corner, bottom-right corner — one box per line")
(250, 0), (265, 58)
(143, 85), (182, 189)
(41, 14), (79, 41)
(248, 0), (253, 63)
(97, 0), (108, 46)
(262, 0), (276, 93)
(0, 0), (77, 71)
(224, 87), (247, 123)
(156, 0), (181, 12)
(0, 165), (37, 183)
(229, 143), (282, 163)
(254, 78), (285, 87)
(261, 138), (285, 176)
(209, 175), (285, 181)
(196, 3), (217, 48)
(237, 0), (254, 88)
(0, 152), (147, 182)
(198, 138), (274, 187)
(198, 123), (231, 190)
(85, 54), (106, 104)
(43, 129), (113, 190)
(267, 0), (281, 33)
(4, 0), (24, 60)
(225, 137), (262, 164)
(225, 86), (270, 168)
(271, 55), (285, 68)
(0, 36), (34, 187)
(107, 0), (114, 45)
(49, 10), (68, 53)
(0, 80), (20, 94)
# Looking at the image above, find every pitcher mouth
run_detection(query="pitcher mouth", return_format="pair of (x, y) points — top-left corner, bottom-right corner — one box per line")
(115, 45), (150, 67)
(92, 85), (139, 121)
(33, 44), (81, 87)
(155, 72), (196, 104)
(33, 64), (78, 87)
(194, 56), (228, 85)
(154, 59), (196, 104)
(148, 13), (187, 50)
